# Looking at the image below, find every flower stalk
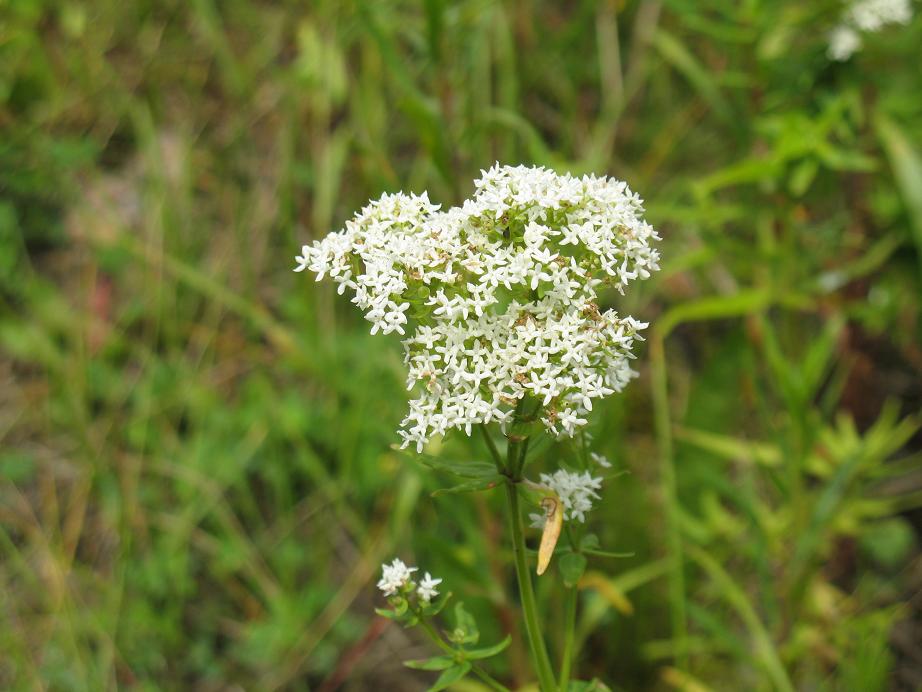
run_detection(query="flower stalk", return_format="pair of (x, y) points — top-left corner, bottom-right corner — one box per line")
(558, 585), (578, 690)
(504, 435), (557, 691)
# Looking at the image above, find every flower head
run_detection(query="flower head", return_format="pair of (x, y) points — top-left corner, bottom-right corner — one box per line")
(297, 164), (660, 451)
(377, 558), (418, 597)
(417, 572), (442, 602)
(530, 469), (603, 526)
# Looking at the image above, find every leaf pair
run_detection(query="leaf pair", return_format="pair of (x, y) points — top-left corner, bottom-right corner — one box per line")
(403, 603), (512, 692)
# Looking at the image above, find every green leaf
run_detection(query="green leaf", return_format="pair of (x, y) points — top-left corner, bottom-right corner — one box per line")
(674, 425), (781, 468)
(657, 289), (773, 338)
(559, 552), (587, 588)
(448, 603), (479, 645)
(417, 456), (499, 479)
(374, 607), (399, 621)
(582, 549), (635, 559)
(424, 590), (453, 616)
(579, 533), (600, 551)
(431, 475), (504, 496)
(464, 634), (512, 660)
(404, 655), (456, 671)
(428, 662), (472, 691)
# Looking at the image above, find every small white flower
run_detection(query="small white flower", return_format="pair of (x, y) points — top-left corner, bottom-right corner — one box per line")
(590, 452), (612, 468)
(377, 558), (418, 597)
(828, 25), (861, 60)
(417, 572), (442, 602)
(529, 512), (548, 529)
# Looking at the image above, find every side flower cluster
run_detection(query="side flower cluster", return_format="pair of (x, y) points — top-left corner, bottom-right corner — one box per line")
(296, 164), (660, 451)
(377, 558), (442, 604)
(828, 0), (913, 60)
(530, 469), (604, 527)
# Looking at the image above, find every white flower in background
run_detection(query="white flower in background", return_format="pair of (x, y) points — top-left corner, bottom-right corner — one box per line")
(377, 558), (418, 596)
(590, 451), (612, 468)
(297, 164), (660, 451)
(828, 25), (862, 60)
(828, 0), (913, 60)
(848, 0), (912, 30)
(417, 572), (442, 602)
(530, 469), (603, 527)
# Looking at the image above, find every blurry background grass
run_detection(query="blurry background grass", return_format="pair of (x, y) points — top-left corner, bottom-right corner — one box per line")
(2, 0), (921, 689)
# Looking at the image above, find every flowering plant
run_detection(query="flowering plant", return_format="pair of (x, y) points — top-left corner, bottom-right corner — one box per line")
(297, 165), (660, 690)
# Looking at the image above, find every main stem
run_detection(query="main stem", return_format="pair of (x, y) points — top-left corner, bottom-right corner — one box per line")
(504, 437), (557, 692)
(558, 585), (577, 690)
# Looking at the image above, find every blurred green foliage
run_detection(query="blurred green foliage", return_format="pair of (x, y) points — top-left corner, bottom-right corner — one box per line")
(1, 0), (921, 689)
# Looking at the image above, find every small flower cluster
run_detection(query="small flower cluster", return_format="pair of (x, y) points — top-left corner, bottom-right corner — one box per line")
(296, 164), (659, 451)
(828, 0), (913, 61)
(530, 469), (604, 527)
(377, 558), (442, 603)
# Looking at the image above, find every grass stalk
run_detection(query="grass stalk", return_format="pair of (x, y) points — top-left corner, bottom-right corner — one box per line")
(650, 332), (688, 671)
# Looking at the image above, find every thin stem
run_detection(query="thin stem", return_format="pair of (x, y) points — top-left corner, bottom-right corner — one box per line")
(558, 586), (578, 691)
(514, 435), (531, 476)
(504, 437), (557, 691)
(471, 666), (512, 692)
(417, 615), (511, 692)
(480, 424), (505, 473)
(417, 617), (455, 655)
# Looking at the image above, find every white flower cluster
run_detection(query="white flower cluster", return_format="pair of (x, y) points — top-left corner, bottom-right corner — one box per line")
(296, 164), (660, 451)
(377, 557), (416, 596)
(377, 558), (442, 603)
(530, 469), (604, 527)
(828, 0), (913, 60)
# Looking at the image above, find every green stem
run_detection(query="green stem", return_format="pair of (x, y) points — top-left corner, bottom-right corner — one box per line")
(504, 437), (557, 691)
(515, 435), (531, 476)
(471, 666), (512, 692)
(417, 617), (456, 656)
(480, 424), (505, 473)
(417, 616), (511, 692)
(558, 586), (578, 691)
(650, 333), (687, 671)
